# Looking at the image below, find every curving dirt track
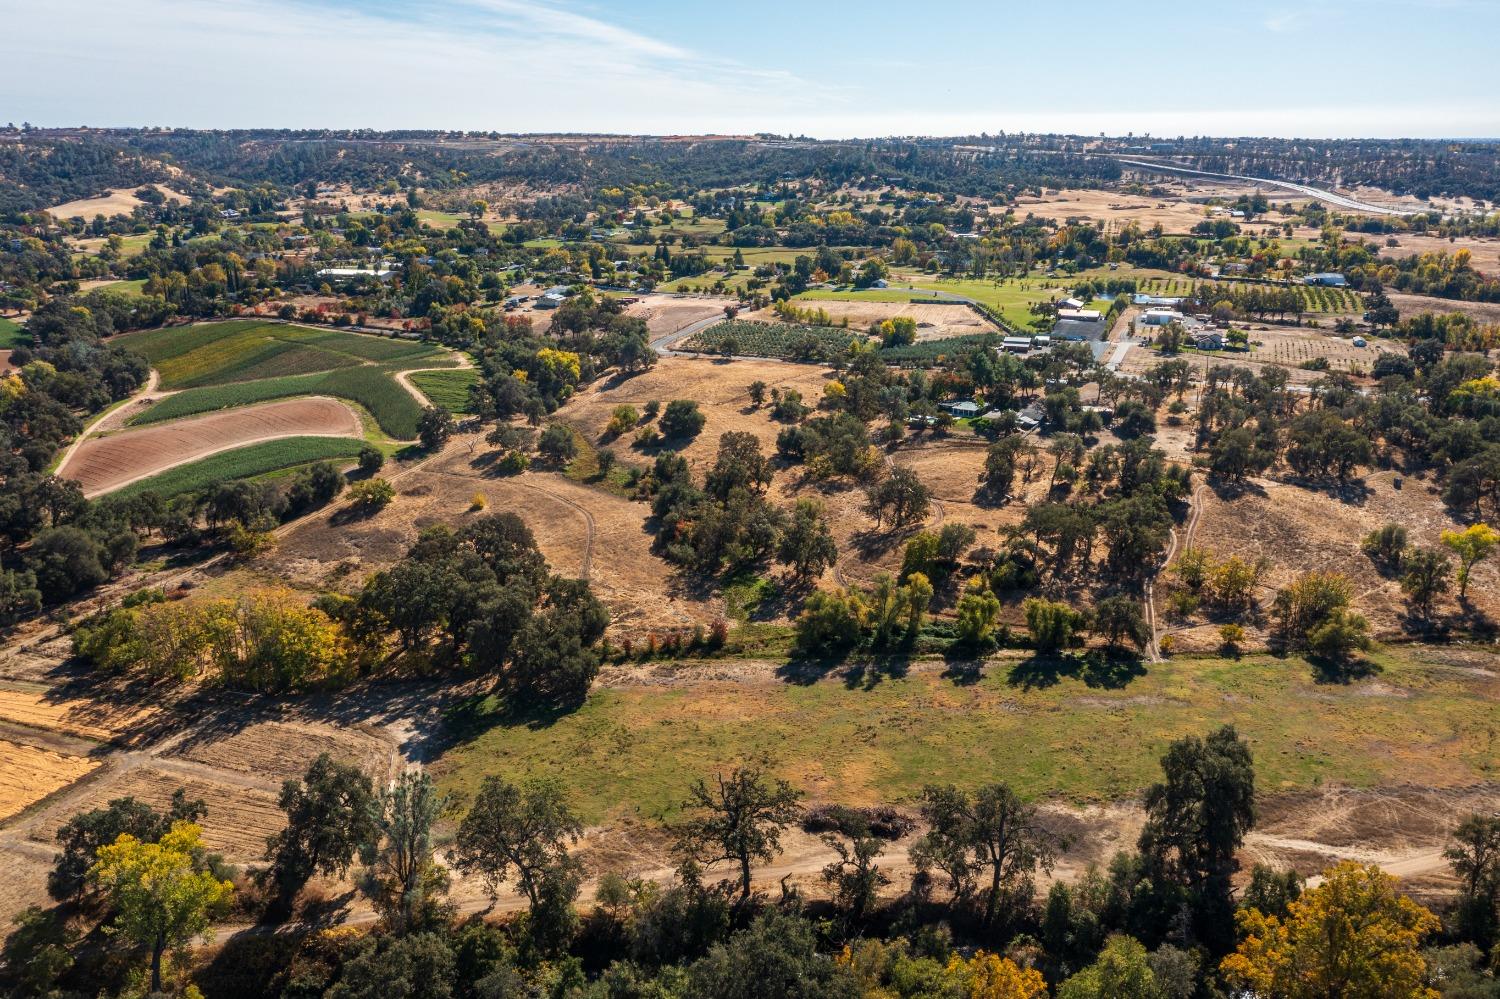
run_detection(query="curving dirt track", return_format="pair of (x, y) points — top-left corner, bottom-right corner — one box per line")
(59, 396), (364, 497)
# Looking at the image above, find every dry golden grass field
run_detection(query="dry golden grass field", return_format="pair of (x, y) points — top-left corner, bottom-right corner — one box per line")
(48, 184), (184, 219)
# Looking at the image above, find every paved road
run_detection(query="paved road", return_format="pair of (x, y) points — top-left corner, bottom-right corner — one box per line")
(1111, 158), (1424, 217)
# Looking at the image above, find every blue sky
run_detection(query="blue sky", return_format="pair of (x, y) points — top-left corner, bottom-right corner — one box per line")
(3, 0), (1498, 137)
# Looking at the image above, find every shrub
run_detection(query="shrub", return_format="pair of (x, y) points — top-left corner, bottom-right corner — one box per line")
(538, 424), (577, 464)
(1219, 622), (1246, 651)
(496, 451), (529, 475)
(347, 478), (395, 511)
(607, 405), (640, 436)
(1023, 598), (1087, 652)
(659, 400), (706, 439)
(1360, 523), (1407, 571)
(357, 446), (385, 474)
(470, 492), (487, 512)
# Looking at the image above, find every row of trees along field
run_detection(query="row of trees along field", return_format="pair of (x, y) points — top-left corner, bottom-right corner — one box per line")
(9, 726), (1500, 997)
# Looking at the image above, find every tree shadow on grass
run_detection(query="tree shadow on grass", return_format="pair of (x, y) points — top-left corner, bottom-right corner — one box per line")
(1309, 654), (1381, 685)
(841, 652), (912, 691)
(775, 649), (849, 686)
(1007, 650), (1146, 691)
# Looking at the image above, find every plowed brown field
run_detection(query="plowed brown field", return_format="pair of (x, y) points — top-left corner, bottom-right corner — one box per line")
(58, 396), (363, 497)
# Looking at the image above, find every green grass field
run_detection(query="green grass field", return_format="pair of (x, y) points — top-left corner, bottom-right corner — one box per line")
(418, 209), (465, 230)
(431, 644), (1500, 825)
(114, 436), (369, 499)
(96, 279), (147, 298)
(0, 317), (25, 348)
(408, 367), (480, 413)
(898, 276), (1054, 328)
(115, 321), (439, 390)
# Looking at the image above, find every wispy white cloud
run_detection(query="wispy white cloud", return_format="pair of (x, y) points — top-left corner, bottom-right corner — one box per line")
(456, 0), (692, 60)
(1262, 9), (1303, 31)
(0, 0), (834, 131)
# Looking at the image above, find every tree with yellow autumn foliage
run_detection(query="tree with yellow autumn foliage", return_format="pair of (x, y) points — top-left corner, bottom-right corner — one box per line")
(945, 950), (1048, 999)
(1220, 860), (1439, 999)
(89, 822), (233, 994)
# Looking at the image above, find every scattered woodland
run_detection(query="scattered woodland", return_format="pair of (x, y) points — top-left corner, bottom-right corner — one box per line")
(1, 127), (1499, 999)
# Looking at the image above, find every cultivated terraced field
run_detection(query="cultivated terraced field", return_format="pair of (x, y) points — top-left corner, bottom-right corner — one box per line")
(62, 397), (363, 496)
(116, 320), (458, 438)
(117, 320), (438, 389)
(114, 436), (373, 499)
(407, 367), (481, 413)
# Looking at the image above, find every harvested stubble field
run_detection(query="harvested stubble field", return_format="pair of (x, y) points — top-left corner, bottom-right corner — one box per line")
(60, 396), (364, 497)
(0, 739), (99, 821)
(169, 721), (396, 785)
(57, 767), (284, 860)
(0, 685), (156, 744)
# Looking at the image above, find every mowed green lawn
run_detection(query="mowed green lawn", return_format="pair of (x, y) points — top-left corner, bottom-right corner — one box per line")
(114, 436), (370, 499)
(115, 320), (438, 389)
(0, 317), (25, 348)
(431, 644), (1500, 825)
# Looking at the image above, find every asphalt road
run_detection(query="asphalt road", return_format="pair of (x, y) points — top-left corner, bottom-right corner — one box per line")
(1112, 158), (1424, 217)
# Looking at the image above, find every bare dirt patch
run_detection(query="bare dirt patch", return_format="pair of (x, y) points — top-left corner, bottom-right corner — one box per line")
(0, 739), (99, 821)
(744, 300), (997, 341)
(58, 396), (364, 497)
(625, 294), (734, 342)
